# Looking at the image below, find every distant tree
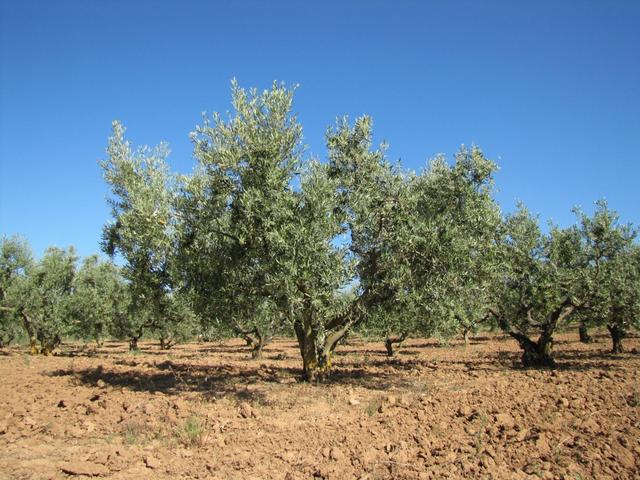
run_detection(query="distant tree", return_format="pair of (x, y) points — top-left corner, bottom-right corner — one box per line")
(577, 202), (638, 353)
(69, 255), (129, 347)
(489, 206), (583, 367)
(350, 145), (501, 356)
(7, 247), (77, 354)
(324, 116), (411, 359)
(489, 201), (635, 367)
(154, 292), (200, 349)
(598, 245), (640, 352)
(409, 146), (501, 350)
(100, 121), (179, 350)
(0, 236), (33, 348)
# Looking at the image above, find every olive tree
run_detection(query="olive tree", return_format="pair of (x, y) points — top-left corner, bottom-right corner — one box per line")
(9, 247), (77, 354)
(409, 147), (501, 349)
(577, 202), (638, 353)
(0, 236), (33, 348)
(68, 255), (129, 347)
(177, 81), (308, 359)
(352, 145), (501, 355)
(324, 116), (413, 358)
(489, 206), (583, 367)
(101, 121), (179, 350)
(489, 201), (632, 367)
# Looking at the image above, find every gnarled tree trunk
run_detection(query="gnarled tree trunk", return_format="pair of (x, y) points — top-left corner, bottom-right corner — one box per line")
(294, 321), (331, 382)
(239, 326), (270, 359)
(511, 330), (556, 368)
(384, 332), (407, 357)
(294, 317), (351, 382)
(21, 311), (39, 354)
(493, 298), (576, 369)
(607, 324), (624, 353)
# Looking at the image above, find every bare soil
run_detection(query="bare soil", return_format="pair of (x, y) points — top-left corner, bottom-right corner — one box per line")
(1, 333), (639, 480)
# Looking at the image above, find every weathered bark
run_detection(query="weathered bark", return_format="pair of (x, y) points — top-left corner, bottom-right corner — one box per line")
(491, 298), (576, 368)
(250, 332), (269, 359)
(294, 318), (349, 382)
(238, 326), (270, 359)
(294, 321), (326, 382)
(607, 324), (624, 354)
(384, 332), (407, 357)
(21, 311), (39, 354)
(510, 330), (556, 368)
(578, 322), (592, 343)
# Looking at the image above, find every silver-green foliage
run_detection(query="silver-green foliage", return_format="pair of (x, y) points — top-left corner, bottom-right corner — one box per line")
(68, 255), (129, 346)
(0, 236), (33, 347)
(101, 121), (185, 347)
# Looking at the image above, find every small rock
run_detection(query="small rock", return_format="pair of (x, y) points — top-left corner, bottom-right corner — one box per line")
(0, 421), (7, 435)
(580, 418), (600, 433)
(92, 451), (110, 465)
(96, 379), (106, 388)
(61, 461), (109, 476)
(86, 404), (99, 415)
(456, 406), (472, 418)
(144, 455), (161, 469)
(494, 413), (515, 429)
(516, 428), (529, 442)
(238, 402), (255, 419)
(480, 454), (496, 468)
(385, 395), (397, 405)
(330, 447), (345, 461)
(348, 398), (360, 406)
(557, 397), (570, 408)
(57, 400), (67, 408)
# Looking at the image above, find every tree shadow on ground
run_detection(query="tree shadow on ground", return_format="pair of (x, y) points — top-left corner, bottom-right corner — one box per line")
(47, 355), (449, 395)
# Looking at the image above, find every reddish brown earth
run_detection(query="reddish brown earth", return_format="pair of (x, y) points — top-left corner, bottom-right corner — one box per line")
(0, 333), (639, 480)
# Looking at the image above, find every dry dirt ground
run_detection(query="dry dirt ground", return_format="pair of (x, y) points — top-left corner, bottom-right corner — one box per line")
(0, 333), (639, 480)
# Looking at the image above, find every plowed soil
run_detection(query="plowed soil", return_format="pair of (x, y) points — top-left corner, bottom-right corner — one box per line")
(1, 332), (638, 480)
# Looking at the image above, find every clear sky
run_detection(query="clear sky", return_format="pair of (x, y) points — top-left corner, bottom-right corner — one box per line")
(1, 0), (639, 258)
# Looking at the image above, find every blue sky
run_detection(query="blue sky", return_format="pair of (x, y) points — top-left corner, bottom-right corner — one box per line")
(1, 0), (639, 258)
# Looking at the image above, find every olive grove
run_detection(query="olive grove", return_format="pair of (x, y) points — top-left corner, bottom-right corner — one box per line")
(1, 81), (638, 379)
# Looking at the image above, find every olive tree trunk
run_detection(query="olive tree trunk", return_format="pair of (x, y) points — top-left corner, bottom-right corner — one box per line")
(384, 332), (407, 357)
(510, 330), (556, 368)
(607, 324), (624, 354)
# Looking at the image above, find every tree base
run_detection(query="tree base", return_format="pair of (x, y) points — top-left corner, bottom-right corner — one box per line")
(521, 348), (557, 368)
(607, 324), (625, 354)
